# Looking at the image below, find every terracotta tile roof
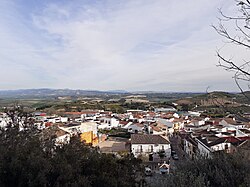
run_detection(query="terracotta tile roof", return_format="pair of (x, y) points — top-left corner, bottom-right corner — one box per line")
(134, 123), (144, 128)
(41, 125), (69, 139)
(133, 114), (143, 119)
(223, 118), (236, 124)
(223, 136), (242, 143)
(65, 112), (83, 115)
(119, 121), (129, 125)
(238, 137), (250, 141)
(131, 134), (169, 144)
(150, 125), (161, 132)
(156, 123), (167, 129)
(81, 111), (99, 114)
(173, 118), (184, 123)
(100, 111), (112, 115)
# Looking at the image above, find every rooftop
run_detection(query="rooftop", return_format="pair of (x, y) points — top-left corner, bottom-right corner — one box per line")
(131, 134), (169, 144)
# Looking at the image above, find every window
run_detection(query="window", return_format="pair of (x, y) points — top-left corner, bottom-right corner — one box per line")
(150, 145), (153, 152)
(140, 145), (143, 152)
(225, 144), (228, 150)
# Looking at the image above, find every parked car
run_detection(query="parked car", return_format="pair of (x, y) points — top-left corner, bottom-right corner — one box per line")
(172, 154), (179, 160)
(171, 150), (176, 156)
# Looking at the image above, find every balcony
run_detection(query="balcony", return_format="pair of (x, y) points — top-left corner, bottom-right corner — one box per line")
(135, 149), (154, 153)
(135, 149), (143, 153)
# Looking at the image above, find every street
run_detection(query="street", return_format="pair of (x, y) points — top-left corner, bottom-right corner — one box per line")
(169, 135), (187, 171)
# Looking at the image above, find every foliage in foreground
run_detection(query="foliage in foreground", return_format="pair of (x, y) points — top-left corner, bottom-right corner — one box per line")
(0, 124), (141, 187)
(152, 153), (250, 187)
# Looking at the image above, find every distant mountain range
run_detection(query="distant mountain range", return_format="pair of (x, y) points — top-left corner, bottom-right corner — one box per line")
(0, 89), (130, 98)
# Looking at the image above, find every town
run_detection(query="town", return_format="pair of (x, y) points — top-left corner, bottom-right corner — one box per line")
(1, 91), (249, 180)
(1, 0), (250, 186)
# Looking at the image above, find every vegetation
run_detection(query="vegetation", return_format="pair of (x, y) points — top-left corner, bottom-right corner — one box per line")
(0, 110), (142, 187)
(152, 153), (250, 187)
(1, 91), (249, 116)
(98, 128), (131, 139)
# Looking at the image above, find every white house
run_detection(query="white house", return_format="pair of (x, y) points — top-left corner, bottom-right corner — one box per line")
(81, 111), (101, 121)
(0, 116), (10, 129)
(45, 116), (66, 123)
(131, 134), (171, 159)
(220, 118), (246, 129)
(123, 123), (144, 133)
(189, 119), (206, 126)
(196, 136), (231, 158)
(183, 136), (198, 160)
(98, 117), (120, 129)
(59, 122), (98, 135)
(60, 117), (69, 123)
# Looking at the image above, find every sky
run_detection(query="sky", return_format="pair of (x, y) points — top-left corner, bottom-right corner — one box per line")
(0, 0), (245, 92)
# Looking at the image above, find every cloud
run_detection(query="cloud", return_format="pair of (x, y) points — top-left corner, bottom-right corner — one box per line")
(0, 0), (240, 91)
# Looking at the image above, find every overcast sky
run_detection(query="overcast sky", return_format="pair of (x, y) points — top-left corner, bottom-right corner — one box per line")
(0, 0), (244, 92)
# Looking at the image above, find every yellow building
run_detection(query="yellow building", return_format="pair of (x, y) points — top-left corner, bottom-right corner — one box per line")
(173, 123), (181, 133)
(80, 131), (98, 145)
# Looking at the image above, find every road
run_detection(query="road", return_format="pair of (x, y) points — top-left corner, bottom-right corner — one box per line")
(169, 135), (187, 171)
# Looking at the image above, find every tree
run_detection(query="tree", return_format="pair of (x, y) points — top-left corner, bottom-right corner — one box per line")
(0, 108), (143, 187)
(152, 153), (250, 187)
(213, 0), (250, 100)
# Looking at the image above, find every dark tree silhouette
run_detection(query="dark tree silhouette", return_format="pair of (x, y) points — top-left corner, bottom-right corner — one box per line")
(0, 107), (143, 187)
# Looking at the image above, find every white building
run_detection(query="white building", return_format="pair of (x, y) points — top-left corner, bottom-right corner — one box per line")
(155, 107), (177, 113)
(131, 134), (171, 158)
(196, 136), (231, 158)
(98, 117), (120, 129)
(80, 122), (98, 135)
(59, 122), (98, 135)
(81, 111), (101, 121)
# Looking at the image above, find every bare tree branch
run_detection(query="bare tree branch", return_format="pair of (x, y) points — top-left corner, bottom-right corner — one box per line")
(234, 73), (250, 100)
(214, 0), (250, 105)
(217, 53), (250, 76)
